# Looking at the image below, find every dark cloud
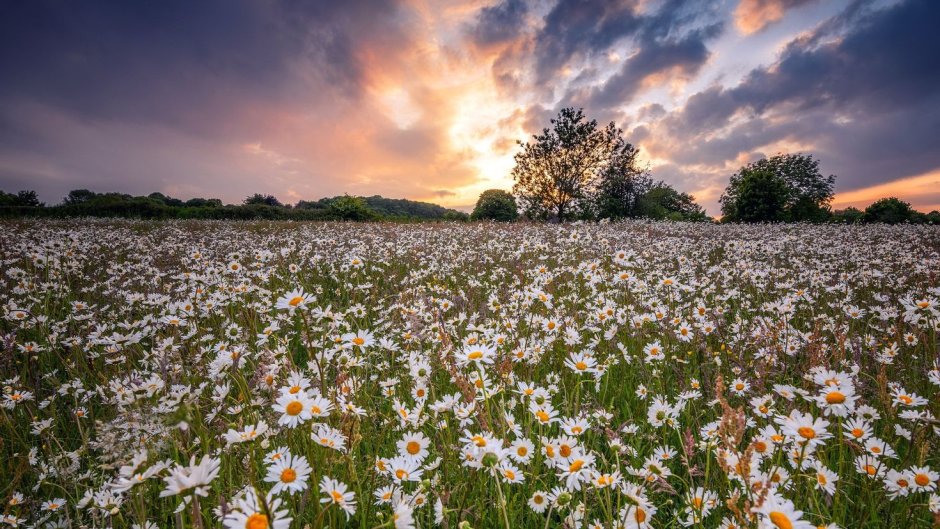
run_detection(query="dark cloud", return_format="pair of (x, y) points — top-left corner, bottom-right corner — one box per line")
(651, 0), (940, 193)
(588, 22), (722, 110)
(532, 0), (643, 85)
(470, 0), (529, 46)
(0, 1), (399, 136)
(523, 0), (725, 111)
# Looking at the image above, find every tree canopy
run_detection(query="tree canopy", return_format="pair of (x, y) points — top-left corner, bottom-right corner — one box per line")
(512, 108), (625, 221)
(720, 153), (835, 222)
(511, 107), (707, 222)
(471, 189), (518, 221)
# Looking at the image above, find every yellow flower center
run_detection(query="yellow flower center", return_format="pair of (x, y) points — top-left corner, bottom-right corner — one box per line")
(280, 468), (297, 483)
(915, 474), (931, 486)
(352, 337), (365, 346)
(825, 391), (846, 404)
(407, 441), (421, 455)
(285, 401), (303, 416)
(635, 508), (647, 523)
(797, 426), (816, 439)
(288, 296), (304, 307)
(468, 351), (483, 360)
(246, 513), (268, 529)
(769, 511), (793, 529)
(569, 459), (584, 472)
(575, 361), (587, 370)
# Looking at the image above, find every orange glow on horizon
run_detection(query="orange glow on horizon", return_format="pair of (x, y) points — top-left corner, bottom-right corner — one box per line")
(832, 170), (940, 213)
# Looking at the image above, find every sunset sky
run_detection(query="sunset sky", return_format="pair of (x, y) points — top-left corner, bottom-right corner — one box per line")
(1, 0), (938, 214)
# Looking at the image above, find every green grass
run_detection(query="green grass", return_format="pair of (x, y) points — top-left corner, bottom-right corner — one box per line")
(0, 219), (938, 529)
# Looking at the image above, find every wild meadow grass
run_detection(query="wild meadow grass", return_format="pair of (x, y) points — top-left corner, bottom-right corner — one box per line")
(1, 219), (938, 528)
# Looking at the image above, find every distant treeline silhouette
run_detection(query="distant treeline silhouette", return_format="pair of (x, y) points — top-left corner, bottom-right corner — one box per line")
(0, 190), (469, 221)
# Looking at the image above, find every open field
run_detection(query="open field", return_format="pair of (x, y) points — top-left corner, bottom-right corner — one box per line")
(1, 219), (939, 529)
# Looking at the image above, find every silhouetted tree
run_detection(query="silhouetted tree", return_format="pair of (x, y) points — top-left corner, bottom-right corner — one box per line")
(864, 197), (919, 224)
(721, 153), (835, 222)
(148, 192), (184, 207)
(512, 108), (624, 221)
(184, 197), (223, 207)
(832, 207), (864, 223)
(243, 193), (282, 207)
(593, 142), (653, 219)
(471, 189), (518, 221)
(64, 189), (99, 205)
(0, 190), (42, 207)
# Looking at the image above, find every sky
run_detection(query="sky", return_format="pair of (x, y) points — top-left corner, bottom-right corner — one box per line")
(1, 0), (939, 214)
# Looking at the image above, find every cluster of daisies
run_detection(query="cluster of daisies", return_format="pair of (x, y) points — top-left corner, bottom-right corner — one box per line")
(0, 219), (938, 529)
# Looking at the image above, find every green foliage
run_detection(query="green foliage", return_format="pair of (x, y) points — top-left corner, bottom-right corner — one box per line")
(326, 195), (377, 221)
(0, 190), (42, 207)
(243, 193), (283, 207)
(722, 169), (789, 222)
(721, 153), (835, 222)
(863, 197), (920, 224)
(593, 143), (652, 219)
(63, 189), (99, 205)
(1, 189), (466, 221)
(471, 189), (518, 221)
(635, 184), (709, 221)
(299, 195), (467, 221)
(831, 207), (865, 224)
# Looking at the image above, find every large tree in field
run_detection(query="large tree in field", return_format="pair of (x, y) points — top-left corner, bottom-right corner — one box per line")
(720, 153), (835, 222)
(512, 108), (624, 221)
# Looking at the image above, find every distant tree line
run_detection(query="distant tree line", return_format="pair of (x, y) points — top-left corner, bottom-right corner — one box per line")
(0, 189), (469, 222)
(472, 107), (937, 224)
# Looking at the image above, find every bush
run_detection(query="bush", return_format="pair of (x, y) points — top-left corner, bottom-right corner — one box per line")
(863, 197), (920, 224)
(471, 190), (518, 221)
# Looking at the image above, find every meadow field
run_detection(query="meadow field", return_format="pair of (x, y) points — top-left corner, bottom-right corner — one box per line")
(1, 219), (939, 529)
